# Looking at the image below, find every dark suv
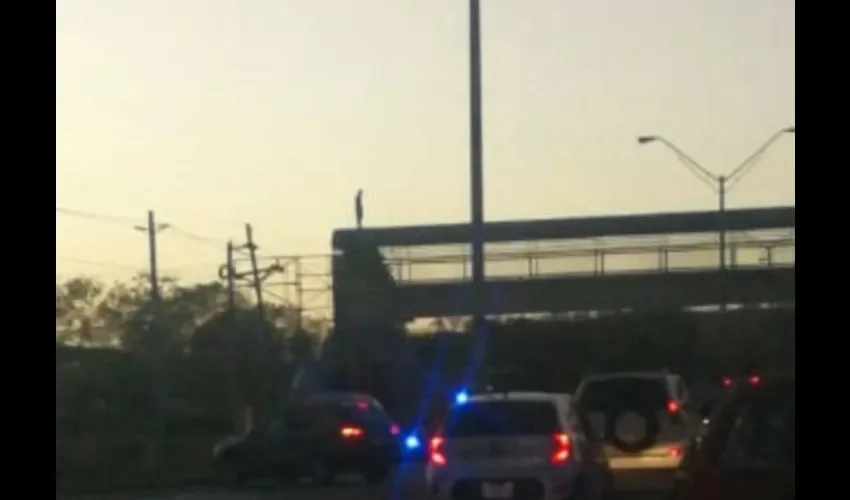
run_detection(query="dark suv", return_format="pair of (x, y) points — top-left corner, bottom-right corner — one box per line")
(673, 374), (794, 500)
(212, 392), (399, 486)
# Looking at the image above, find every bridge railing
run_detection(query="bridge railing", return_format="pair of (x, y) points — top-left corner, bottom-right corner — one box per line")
(385, 236), (794, 284)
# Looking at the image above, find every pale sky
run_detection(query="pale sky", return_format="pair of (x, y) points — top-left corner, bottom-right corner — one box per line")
(56, 0), (795, 289)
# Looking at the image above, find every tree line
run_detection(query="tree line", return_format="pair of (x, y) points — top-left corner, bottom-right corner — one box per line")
(56, 273), (326, 355)
(56, 273), (327, 432)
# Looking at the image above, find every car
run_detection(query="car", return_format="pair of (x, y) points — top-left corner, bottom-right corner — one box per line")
(425, 390), (610, 500)
(212, 392), (399, 486)
(573, 371), (691, 491)
(673, 374), (794, 500)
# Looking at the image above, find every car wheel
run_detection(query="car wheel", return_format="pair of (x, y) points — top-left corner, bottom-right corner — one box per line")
(309, 458), (335, 486)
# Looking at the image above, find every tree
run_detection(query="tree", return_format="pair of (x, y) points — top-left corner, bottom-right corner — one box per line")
(56, 277), (113, 345)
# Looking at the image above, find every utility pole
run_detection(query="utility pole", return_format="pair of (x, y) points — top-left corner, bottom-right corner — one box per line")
(245, 224), (266, 322)
(294, 257), (304, 332)
(141, 210), (163, 305)
(133, 210), (171, 455)
(225, 241), (237, 315)
(224, 240), (240, 433)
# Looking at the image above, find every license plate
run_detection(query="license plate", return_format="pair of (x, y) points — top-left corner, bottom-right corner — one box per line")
(482, 481), (514, 499)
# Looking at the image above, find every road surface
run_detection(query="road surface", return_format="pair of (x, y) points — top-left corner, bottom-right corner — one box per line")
(69, 489), (662, 500)
(64, 465), (665, 500)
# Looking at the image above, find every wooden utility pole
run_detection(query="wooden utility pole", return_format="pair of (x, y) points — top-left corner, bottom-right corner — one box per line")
(225, 241), (236, 314)
(245, 224), (266, 322)
(145, 210), (162, 305)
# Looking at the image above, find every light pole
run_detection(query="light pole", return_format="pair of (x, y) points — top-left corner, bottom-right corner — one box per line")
(468, 0), (485, 325)
(637, 126), (795, 309)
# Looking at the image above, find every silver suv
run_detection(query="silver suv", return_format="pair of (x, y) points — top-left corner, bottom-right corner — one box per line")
(574, 372), (691, 491)
(425, 391), (609, 500)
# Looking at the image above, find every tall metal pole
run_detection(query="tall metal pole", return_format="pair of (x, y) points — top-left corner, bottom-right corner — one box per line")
(469, 0), (486, 325)
(718, 176), (727, 312)
(637, 128), (794, 311)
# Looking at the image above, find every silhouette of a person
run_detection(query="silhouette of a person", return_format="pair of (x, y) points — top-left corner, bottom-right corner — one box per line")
(354, 189), (364, 229)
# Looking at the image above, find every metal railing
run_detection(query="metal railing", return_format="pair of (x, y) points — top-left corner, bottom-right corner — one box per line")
(384, 236), (794, 284)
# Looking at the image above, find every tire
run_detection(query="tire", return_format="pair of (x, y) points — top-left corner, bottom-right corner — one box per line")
(605, 406), (660, 454)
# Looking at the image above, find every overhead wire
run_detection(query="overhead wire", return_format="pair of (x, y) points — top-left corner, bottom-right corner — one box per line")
(56, 257), (142, 270)
(56, 207), (139, 229)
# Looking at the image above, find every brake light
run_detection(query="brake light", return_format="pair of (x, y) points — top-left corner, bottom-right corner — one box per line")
(748, 375), (761, 386)
(551, 432), (571, 464)
(668, 444), (683, 458)
(666, 399), (680, 414)
(356, 400), (369, 411)
(389, 424), (400, 436)
(721, 376), (733, 388)
(340, 426), (364, 439)
(429, 436), (447, 467)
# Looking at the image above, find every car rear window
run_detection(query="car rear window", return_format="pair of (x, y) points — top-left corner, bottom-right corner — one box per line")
(445, 401), (559, 437)
(721, 383), (795, 468)
(577, 378), (669, 412)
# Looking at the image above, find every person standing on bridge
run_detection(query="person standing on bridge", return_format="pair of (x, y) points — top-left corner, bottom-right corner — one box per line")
(355, 188), (364, 229)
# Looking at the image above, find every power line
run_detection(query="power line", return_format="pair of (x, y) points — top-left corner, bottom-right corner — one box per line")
(57, 206), (245, 253)
(166, 225), (229, 250)
(56, 258), (142, 270)
(56, 207), (138, 228)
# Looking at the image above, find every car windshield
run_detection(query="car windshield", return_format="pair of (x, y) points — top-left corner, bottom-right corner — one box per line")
(446, 401), (559, 437)
(577, 378), (669, 412)
(721, 382), (795, 468)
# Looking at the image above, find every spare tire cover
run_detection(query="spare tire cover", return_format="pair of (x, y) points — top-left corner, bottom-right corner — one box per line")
(605, 406), (661, 453)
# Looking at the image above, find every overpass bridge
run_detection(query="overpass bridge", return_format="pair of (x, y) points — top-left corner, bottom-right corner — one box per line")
(331, 206), (795, 322)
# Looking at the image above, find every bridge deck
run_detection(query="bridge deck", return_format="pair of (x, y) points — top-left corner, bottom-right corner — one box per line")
(393, 267), (794, 317)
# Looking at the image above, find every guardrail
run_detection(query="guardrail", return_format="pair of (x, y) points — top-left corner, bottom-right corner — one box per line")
(385, 237), (794, 283)
(394, 262), (794, 285)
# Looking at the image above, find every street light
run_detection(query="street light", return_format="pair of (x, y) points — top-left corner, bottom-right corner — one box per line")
(468, 0), (485, 324)
(637, 126), (795, 309)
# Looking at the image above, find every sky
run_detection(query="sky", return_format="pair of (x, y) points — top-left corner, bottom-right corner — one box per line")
(56, 0), (795, 290)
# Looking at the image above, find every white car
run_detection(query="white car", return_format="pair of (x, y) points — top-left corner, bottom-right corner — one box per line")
(425, 391), (609, 500)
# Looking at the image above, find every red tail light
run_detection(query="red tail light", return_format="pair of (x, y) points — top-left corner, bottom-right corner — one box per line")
(721, 376), (733, 388)
(668, 444), (683, 458)
(666, 399), (680, 414)
(429, 436), (447, 467)
(748, 374), (761, 386)
(551, 432), (571, 464)
(340, 425), (364, 439)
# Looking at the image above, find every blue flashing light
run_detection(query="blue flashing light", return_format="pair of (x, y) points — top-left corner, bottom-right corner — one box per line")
(455, 390), (469, 405)
(404, 435), (421, 450)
